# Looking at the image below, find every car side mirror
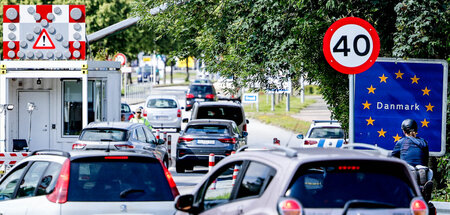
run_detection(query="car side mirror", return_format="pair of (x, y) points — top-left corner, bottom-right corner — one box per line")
(157, 139), (165, 145)
(246, 119), (249, 124)
(182, 118), (189, 123)
(242, 131), (248, 137)
(296, 134), (304, 139)
(175, 194), (198, 213)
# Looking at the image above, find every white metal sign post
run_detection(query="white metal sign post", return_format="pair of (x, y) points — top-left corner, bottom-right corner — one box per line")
(323, 17), (380, 144)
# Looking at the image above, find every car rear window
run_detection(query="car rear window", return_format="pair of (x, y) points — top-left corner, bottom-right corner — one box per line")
(286, 161), (416, 208)
(185, 124), (230, 135)
(68, 156), (174, 201)
(80, 129), (128, 141)
(309, 127), (344, 139)
(197, 106), (243, 125)
(190, 85), (213, 94)
(147, 98), (177, 108)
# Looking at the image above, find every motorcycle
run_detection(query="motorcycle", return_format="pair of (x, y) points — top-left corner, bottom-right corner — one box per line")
(409, 165), (436, 215)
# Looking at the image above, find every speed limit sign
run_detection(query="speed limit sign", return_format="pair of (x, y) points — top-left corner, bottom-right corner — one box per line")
(323, 17), (380, 74)
(113, 53), (127, 66)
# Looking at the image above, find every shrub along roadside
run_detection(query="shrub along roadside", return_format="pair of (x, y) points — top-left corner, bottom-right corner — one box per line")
(243, 93), (315, 134)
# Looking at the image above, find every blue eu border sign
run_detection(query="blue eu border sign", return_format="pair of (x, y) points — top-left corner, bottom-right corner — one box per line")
(350, 58), (448, 156)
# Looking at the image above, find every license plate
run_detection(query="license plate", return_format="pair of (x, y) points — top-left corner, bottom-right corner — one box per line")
(156, 116), (168, 120)
(195, 98), (205, 102)
(197, 140), (215, 144)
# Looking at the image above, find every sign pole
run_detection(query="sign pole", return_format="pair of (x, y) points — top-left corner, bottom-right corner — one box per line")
(349, 74), (354, 144)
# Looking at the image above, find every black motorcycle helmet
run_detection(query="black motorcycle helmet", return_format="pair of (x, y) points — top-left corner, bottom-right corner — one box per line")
(401, 119), (418, 133)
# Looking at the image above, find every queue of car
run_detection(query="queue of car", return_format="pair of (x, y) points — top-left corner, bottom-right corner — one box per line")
(0, 78), (432, 214)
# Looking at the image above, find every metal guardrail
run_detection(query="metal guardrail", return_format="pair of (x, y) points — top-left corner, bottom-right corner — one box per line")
(433, 201), (450, 214)
(122, 82), (153, 105)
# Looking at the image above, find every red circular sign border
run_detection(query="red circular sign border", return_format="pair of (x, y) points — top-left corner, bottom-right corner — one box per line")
(113, 53), (127, 66)
(323, 17), (380, 75)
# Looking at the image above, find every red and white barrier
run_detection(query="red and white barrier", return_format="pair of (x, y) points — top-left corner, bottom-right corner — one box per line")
(167, 135), (172, 165)
(0, 152), (30, 175)
(208, 153), (215, 172)
(232, 164), (240, 186)
(163, 132), (167, 143)
(156, 130), (161, 139)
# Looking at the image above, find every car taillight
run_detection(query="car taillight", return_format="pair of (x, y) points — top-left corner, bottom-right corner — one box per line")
(410, 198), (428, 215)
(72, 143), (86, 150)
(47, 159), (70, 204)
(177, 109), (182, 117)
(115, 144), (135, 150)
(178, 137), (194, 143)
(278, 198), (302, 215)
(128, 114), (134, 121)
(186, 93), (194, 99)
(160, 160), (180, 197)
(304, 140), (318, 145)
(205, 94), (214, 99)
(243, 124), (247, 132)
(104, 156), (128, 159)
(219, 138), (236, 144)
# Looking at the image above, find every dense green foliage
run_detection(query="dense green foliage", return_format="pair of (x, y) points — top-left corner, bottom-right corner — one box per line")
(135, 0), (449, 198)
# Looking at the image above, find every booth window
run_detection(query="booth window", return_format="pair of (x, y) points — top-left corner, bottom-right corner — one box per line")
(63, 80), (106, 136)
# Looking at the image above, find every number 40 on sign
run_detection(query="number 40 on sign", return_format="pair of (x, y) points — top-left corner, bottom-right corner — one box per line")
(323, 17), (380, 75)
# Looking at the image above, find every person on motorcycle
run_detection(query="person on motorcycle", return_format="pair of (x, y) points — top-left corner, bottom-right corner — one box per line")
(392, 119), (434, 209)
(391, 118), (429, 167)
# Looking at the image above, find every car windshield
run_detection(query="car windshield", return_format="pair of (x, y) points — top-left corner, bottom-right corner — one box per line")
(185, 124), (229, 135)
(197, 106), (243, 125)
(190, 85), (213, 94)
(80, 129), (128, 141)
(147, 98), (177, 108)
(309, 127), (344, 139)
(68, 157), (174, 201)
(286, 161), (416, 208)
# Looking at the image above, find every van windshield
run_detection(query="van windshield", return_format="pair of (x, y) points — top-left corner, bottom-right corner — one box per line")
(286, 161), (416, 208)
(147, 99), (177, 108)
(197, 106), (243, 125)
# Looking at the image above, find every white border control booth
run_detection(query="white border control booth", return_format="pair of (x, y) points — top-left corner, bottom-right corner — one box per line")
(0, 60), (121, 152)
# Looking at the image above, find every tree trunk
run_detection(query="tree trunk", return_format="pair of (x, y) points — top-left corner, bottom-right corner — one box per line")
(163, 61), (167, 85)
(186, 58), (190, 82)
(170, 65), (173, 84)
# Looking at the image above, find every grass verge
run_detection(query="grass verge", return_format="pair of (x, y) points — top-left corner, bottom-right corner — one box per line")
(244, 93), (315, 134)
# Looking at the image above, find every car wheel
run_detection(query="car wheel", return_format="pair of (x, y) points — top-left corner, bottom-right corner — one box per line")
(176, 161), (185, 173)
(164, 157), (169, 169)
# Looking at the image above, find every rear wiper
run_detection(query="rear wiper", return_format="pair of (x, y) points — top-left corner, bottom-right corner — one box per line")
(342, 200), (396, 215)
(120, 188), (145, 198)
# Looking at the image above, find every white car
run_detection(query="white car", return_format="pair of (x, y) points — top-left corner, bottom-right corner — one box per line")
(0, 150), (179, 215)
(292, 120), (347, 148)
(144, 94), (183, 132)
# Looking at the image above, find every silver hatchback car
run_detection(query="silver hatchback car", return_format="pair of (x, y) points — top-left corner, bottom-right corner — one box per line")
(0, 150), (179, 215)
(175, 145), (428, 215)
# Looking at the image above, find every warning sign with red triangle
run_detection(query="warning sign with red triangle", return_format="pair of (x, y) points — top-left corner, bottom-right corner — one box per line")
(33, 29), (55, 49)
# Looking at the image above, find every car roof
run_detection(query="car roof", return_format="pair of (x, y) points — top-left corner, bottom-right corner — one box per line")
(84, 121), (141, 130)
(236, 145), (399, 164)
(28, 149), (158, 161)
(310, 120), (342, 128)
(190, 83), (213, 86)
(187, 119), (236, 126)
(146, 94), (178, 100)
(196, 101), (242, 108)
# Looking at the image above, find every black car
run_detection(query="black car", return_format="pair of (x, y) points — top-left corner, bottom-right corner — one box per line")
(185, 83), (217, 111)
(176, 119), (247, 173)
